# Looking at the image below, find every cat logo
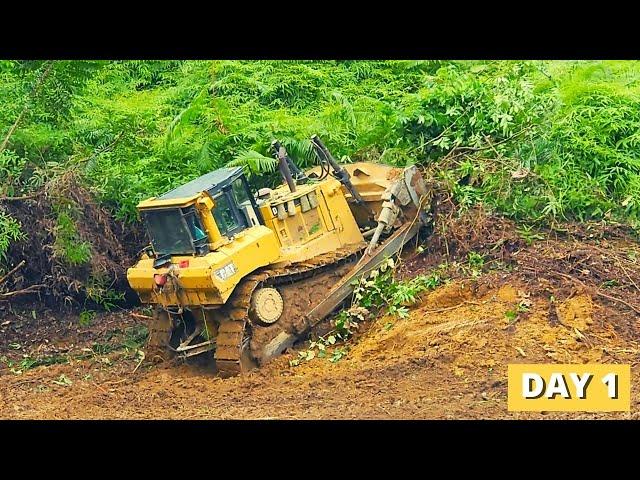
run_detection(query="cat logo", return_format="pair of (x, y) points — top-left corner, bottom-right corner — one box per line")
(214, 262), (238, 281)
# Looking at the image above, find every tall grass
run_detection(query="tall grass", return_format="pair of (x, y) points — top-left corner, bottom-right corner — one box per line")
(1, 59), (639, 250)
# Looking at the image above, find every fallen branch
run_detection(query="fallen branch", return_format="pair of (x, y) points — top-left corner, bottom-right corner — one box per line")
(92, 382), (112, 395)
(131, 312), (153, 321)
(549, 270), (589, 288)
(0, 194), (38, 202)
(132, 352), (145, 374)
(617, 261), (640, 294)
(104, 378), (127, 386)
(0, 260), (26, 285)
(523, 266), (640, 315)
(546, 270), (640, 314)
(588, 245), (640, 294)
(595, 291), (640, 315)
(12, 379), (41, 388)
(0, 284), (44, 298)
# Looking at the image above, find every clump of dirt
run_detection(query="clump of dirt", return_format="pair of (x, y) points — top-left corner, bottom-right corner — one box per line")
(350, 283), (619, 369)
(328, 277), (639, 418)
(421, 282), (475, 309)
(1, 171), (141, 311)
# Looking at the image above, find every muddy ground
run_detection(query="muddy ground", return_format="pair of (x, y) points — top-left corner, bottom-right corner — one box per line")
(1, 209), (639, 419)
(2, 257), (640, 418)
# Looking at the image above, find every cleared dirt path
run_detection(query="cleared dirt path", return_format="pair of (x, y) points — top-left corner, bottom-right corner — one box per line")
(2, 278), (639, 419)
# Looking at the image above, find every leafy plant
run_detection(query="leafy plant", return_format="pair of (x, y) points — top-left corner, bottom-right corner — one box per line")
(330, 347), (348, 363)
(0, 211), (26, 262)
(466, 252), (485, 277)
(505, 310), (518, 322)
(52, 211), (91, 266)
(353, 258), (444, 314)
(52, 374), (73, 386)
(0, 150), (27, 196)
(505, 297), (532, 324)
(84, 273), (124, 310)
(79, 309), (95, 327)
(516, 225), (546, 245)
(1, 353), (70, 375)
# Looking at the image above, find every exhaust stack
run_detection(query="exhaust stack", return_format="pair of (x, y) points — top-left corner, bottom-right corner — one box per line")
(274, 143), (297, 193)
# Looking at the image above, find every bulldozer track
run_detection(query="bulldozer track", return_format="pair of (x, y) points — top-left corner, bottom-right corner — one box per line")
(214, 245), (365, 377)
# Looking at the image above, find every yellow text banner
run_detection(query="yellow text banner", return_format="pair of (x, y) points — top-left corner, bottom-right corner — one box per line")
(508, 364), (630, 412)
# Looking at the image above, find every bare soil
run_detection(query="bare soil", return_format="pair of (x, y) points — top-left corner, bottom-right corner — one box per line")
(2, 277), (639, 419)
(2, 208), (639, 419)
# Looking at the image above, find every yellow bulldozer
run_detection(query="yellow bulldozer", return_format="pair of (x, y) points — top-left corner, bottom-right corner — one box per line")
(127, 135), (431, 376)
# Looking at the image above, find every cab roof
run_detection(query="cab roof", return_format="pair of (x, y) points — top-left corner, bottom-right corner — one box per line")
(158, 166), (244, 200)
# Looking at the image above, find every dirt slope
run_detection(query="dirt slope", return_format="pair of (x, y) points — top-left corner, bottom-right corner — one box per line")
(1, 276), (638, 419)
(2, 208), (639, 419)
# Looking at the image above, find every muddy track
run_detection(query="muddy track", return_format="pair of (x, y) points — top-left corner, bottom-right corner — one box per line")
(214, 246), (363, 376)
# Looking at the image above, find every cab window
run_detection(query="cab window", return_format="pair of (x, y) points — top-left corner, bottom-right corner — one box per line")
(213, 192), (241, 236)
(232, 177), (250, 205)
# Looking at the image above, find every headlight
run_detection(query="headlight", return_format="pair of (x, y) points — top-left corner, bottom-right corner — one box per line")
(214, 262), (238, 281)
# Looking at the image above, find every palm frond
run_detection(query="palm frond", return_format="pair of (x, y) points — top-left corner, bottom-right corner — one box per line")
(164, 88), (209, 148)
(228, 150), (278, 177)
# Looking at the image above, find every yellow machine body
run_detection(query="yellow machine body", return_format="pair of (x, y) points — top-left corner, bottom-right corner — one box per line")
(127, 224), (279, 306)
(126, 164), (392, 310)
(126, 148), (430, 373)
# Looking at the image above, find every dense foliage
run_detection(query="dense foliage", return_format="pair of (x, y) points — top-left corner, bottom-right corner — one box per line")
(1, 60), (639, 265)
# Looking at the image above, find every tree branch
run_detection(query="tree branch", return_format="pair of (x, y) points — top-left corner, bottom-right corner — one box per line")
(0, 193), (38, 202)
(0, 61), (54, 154)
(0, 260), (26, 286)
(0, 284), (44, 298)
(446, 127), (531, 158)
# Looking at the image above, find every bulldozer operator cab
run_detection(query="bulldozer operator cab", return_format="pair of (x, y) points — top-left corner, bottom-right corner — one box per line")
(139, 167), (263, 265)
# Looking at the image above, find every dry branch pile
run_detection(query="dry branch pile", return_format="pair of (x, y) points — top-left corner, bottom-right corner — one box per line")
(0, 172), (140, 310)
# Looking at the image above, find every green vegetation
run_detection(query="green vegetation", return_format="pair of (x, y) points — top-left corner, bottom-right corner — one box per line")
(466, 252), (485, 278)
(84, 273), (125, 310)
(504, 310), (518, 323)
(0, 211), (25, 261)
(505, 297), (533, 325)
(516, 224), (546, 245)
(2, 60), (640, 271)
(78, 309), (95, 327)
(354, 258), (445, 319)
(52, 210), (92, 265)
